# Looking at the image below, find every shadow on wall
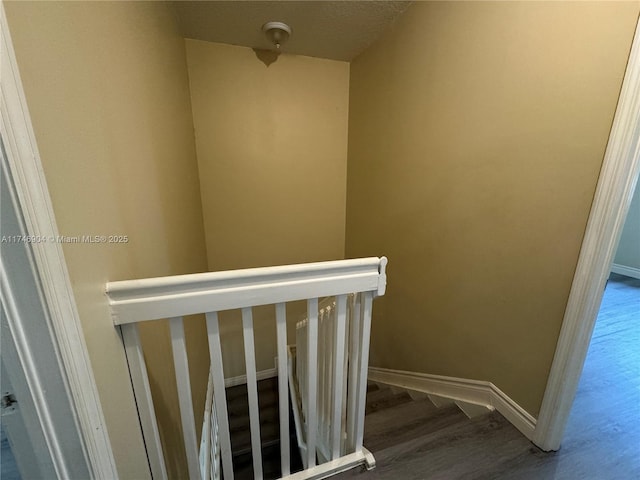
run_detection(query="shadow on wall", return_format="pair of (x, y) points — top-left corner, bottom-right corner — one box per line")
(253, 48), (279, 67)
(148, 372), (185, 479)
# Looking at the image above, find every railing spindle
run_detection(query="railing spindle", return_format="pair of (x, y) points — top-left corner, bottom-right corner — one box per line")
(205, 312), (234, 480)
(340, 306), (349, 456)
(120, 324), (168, 480)
(300, 319), (308, 428)
(331, 295), (347, 459)
(169, 317), (202, 480)
(354, 292), (373, 451)
(241, 307), (263, 479)
(325, 307), (333, 454)
(275, 302), (291, 476)
(346, 294), (362, 451)
(319, 308), (327, 455)
(306, 298), (319, 468)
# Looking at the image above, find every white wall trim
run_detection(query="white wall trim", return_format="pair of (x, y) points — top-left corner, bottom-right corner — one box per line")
(224, 367), (278, 388)
(0, 4), (119, 477)
(534, 18), (640, 452)
(368, 367), (536, 440)
(610, 263), (640, 280)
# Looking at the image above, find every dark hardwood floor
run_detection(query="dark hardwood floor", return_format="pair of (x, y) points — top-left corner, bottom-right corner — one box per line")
(337, 273), (640, 480)
(0, 424), (21, 480)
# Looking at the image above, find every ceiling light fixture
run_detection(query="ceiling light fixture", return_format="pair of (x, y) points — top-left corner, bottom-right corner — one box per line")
(262, 21), (292, 50)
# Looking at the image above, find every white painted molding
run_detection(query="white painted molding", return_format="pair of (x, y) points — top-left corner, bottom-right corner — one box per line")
(454, 401), (492, 419)
(368, 367), (537, 440)
(0, 4), (119, 477)
(224, 367), (278, 388)
(535, 18), (640, 452)
(0, 243), (86, 478)
(610, 263), (640, 280)
(106, 257), (388, 325)
(280, 448), (375, 480)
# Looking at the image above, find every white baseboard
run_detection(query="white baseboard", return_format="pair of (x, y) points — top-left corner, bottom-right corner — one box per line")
(368, 367), (536, 440)
(611, 263), (640, 280)
(224, 367), (278, 388)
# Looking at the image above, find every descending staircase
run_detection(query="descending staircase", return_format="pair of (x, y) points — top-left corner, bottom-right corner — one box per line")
(224, 379), (500, 480)
(226, 377), (302, 479)
(358, 383), (472, 456)
(335, 383), (508, 479)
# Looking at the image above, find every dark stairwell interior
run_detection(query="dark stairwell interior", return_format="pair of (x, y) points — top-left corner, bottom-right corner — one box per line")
(226, 377), (302, 479)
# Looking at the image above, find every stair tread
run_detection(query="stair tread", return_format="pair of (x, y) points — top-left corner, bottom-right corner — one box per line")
(229, 404), (279, 432)
(230, 416), (281, 453)
(228, 391), (278, 406)
(226, 377), (279, 401)
(338, 411), (513, 479)
(364, 402), (467, 451)
(365, 390), (413, 414)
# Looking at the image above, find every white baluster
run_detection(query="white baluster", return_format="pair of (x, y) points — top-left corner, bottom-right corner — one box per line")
(241, 307), (263, 479)
(354, 292), (373, 451)
(200, 373), (213, 480)
(323, 305), (333, 458)
(340, 300), (350, 456)
(169, 317), (202, 480)
(331, 295), (348, 459)
(306, 298), (319, 468)
(295, 321), (301, 398)
(205, 312), (234, 480)
(346, 294), (362, 451)
(120, 324), (168, 480)
(319, 308), (327, 458)
(275, 302), (290, 476)
(301, 319), (308, 429)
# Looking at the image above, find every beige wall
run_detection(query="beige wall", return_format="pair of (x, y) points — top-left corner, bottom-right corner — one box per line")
(5, 2), (210, 477)
(185, 40), (350, 376)
(614, 176), (640, 270)
(346, 1), (639, 416)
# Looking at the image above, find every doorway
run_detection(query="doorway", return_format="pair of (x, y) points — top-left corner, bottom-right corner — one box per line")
(533, 19), (640, 451)
(559, 203), (640, 472)
(0, 138), (92, 478)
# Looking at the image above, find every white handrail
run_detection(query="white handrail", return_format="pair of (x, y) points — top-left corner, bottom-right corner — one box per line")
(106, 257), (387, 480)
(107, 257), (386, 325)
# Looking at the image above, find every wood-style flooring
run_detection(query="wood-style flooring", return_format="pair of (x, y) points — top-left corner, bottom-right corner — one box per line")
(0, 424), (20, 480)
(336, 273), (640, 480)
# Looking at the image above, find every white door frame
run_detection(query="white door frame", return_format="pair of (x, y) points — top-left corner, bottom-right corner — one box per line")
(1, 144), (90, 478)
(533, 18), (640, 451)
(0, 3), (118, 477)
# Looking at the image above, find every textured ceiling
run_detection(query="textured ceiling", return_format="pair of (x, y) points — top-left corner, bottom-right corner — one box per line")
(172, 1), (411, 61)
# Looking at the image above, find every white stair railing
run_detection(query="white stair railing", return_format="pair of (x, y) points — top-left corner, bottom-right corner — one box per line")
(106, 257), (387, 480)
